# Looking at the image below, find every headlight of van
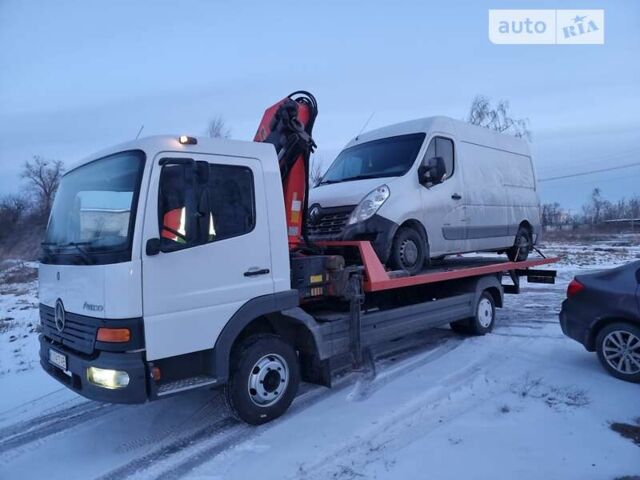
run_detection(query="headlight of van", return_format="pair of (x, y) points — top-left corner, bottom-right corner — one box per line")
(347, 185), (390, 225)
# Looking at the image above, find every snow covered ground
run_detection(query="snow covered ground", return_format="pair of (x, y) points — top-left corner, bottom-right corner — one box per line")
(0, 241), (639, 480)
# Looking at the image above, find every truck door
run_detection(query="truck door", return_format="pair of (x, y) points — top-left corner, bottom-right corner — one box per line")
(419, 135), (467, 256)
(141, 152), (273, 361)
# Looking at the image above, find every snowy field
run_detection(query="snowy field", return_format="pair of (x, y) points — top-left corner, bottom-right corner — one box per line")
(0, 240), (639, 480)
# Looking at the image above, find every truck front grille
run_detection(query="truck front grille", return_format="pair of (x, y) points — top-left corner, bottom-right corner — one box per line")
(307, 206), (355, 238)
(40, 304), (98, 355)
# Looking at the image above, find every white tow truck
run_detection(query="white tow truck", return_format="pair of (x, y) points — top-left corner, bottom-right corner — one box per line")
(38, 93), (556, 424)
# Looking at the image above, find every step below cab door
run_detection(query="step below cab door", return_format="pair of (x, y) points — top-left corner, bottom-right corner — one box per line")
(141, 152), (273, 361)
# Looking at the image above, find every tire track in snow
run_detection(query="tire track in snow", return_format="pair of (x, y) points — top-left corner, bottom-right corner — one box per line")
(0, 387), (66, 420)
(294, 345), (524, 480)
(114, 396), (221, 454)
(0, 400), (116, 455)
(98, 332), (466, 480)
(96, 417), (240, 480)
(348, 336), (464, 402)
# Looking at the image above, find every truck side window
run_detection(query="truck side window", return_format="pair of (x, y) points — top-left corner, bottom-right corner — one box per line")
(202, 164), (255, 243)
(159, 164), (192, 248)
(158, 162), (256, 250)
(424, 136), (455, 181)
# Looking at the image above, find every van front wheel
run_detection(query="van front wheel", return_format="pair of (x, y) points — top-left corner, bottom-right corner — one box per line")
(388, 226), (427, 275)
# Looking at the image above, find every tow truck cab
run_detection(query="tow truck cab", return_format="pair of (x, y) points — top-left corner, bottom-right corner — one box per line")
(39, 135), (294, 403)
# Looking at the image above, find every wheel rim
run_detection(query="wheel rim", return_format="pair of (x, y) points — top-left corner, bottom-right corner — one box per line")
(477, 297), (493, 328)
(602, 330), (640, 375)
(400, 239), (419, 267)
(247, 353), (289, 407)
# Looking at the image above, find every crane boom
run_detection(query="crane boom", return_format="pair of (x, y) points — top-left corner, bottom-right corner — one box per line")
(254, 91), (318, 249)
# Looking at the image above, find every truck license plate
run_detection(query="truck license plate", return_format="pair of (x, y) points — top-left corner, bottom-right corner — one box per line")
(49, 349), (67, 372)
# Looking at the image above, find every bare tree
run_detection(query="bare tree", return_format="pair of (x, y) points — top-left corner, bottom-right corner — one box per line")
(208, 116), (231, 139)
(541, 202), (562, 226)
(467, 95), (531, 140)
(309, 155), (324, 187)
(0, 195), (29, 239)
(581, 187), (607, 224)
(21, 156), (64, 219)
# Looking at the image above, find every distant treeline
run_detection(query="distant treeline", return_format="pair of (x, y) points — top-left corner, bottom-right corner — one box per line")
(542, 188), (640, 227)
(0, 157), (63, 261)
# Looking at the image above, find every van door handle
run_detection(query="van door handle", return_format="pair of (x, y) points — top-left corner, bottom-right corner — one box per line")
(244, 268), (270, 277)
(451, 193), (462, 200)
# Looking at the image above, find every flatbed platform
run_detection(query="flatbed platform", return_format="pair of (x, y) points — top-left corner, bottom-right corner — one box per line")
(321, 241), (559, 292)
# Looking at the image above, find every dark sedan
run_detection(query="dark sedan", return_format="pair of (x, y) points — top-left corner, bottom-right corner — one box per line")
(560, 260), (640, 383)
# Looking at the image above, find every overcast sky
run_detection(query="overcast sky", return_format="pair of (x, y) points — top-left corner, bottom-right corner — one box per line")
(1, 0), (639, 211)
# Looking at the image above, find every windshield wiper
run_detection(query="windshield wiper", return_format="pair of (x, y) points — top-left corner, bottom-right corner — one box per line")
(321, 174), (383, 185)
(40, 242), (59, 262)
(345, 174), (384, 181)
(58, 242), (95, 265)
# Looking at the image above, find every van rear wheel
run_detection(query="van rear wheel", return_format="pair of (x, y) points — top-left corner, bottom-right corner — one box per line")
(507, 226), (531, 262)
(388, 226), (427, 275)
(224, 334), (300, 425)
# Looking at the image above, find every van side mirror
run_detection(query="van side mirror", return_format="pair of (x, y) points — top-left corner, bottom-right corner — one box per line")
(419, 156), (446, 185)
(146, 238), (161, 256)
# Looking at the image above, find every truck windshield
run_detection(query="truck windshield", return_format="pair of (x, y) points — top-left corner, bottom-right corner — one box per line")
(42, 150), (145, 265)
(319, 133), (425, 185)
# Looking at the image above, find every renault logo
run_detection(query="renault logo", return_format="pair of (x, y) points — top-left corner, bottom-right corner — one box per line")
(54, 299), (66, 333)
(308, 205), (321, 225)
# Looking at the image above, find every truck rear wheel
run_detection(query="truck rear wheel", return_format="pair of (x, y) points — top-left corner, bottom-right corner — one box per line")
(224, 334), (300, 425)
(450, 291), (496, 335)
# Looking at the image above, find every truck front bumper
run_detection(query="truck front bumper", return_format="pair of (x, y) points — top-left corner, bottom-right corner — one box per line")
(39, 334), (149, 404)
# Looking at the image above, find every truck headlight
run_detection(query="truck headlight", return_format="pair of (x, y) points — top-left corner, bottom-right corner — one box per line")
(87, 367), (130, 389)
(347, 185), (390, 225)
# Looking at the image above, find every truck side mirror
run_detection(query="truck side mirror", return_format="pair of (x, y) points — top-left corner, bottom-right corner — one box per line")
(419, 156), (446, 185)
(146, 238), (161, 256)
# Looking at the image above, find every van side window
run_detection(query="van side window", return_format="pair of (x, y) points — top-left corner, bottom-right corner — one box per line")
(158, 161), (255, 251)
(435, 137), (454, 178)
(424, 136), (455, 181)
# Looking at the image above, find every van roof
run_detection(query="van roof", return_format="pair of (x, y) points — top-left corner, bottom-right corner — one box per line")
(345, 116), (530, 156)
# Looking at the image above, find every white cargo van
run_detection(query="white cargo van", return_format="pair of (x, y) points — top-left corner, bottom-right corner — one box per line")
(309, 116), (541, 274)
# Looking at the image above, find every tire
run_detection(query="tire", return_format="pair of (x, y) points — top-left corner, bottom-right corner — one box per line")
(388, 226), (427, 275)
(450, 291), (496, 336)
(224, 334), (300, 425)
(595, 322), (640, 383)
(507, 226), (532, 262)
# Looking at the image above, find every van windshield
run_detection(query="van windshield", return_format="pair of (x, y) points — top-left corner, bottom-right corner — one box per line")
(319, 133), (425, 185)
(42, 150), (145, 265)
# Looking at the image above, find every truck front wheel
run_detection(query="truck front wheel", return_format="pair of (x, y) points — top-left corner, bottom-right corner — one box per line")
(224, 334), (300, 425)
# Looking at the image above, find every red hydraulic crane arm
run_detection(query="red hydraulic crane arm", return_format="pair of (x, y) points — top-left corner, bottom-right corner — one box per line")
(254, 91), (318, 250)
